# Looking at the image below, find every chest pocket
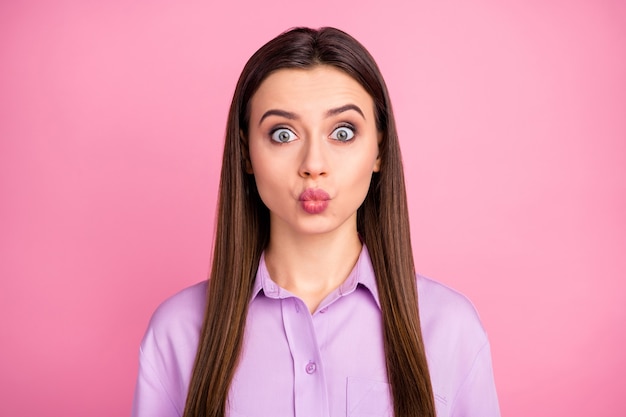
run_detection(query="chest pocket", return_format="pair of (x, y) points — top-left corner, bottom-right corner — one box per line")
(347, 377), (392, 417)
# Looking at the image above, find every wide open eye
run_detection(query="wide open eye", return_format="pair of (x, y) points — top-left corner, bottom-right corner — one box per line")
(330, 125), (355, 142)
(270, 128), (297, 143)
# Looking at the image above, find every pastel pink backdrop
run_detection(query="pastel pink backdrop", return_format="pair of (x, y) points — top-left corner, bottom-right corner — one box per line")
(1, 1), (624, 416)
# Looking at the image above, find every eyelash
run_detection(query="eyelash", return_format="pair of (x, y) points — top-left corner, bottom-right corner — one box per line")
(269, 126), (296, 144)
(331, 123), (357, 143)
(267, 123), (358, 144)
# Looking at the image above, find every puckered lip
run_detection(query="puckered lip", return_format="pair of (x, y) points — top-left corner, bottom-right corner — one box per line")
(298, 188), (331, 201)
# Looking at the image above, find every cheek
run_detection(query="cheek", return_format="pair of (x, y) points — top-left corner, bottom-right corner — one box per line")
(250, 163), (276, 195)
(248, 142), (272, 179)
(336, 158), (377, 206)
(251, 168), (280, 210)
(346, 149), (379, 181)
(249, 151), (288, 204)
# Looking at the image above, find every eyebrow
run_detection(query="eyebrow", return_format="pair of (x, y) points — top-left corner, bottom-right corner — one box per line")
(258, 104), (366, 126)
(258, 109), (298, 125)
(325, 104), (365, 119)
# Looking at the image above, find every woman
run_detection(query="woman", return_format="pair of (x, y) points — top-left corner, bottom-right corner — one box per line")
(132, 27), (500, 417)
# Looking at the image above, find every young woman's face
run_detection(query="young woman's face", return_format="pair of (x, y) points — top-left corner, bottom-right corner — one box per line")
(247, 65), (381, 238)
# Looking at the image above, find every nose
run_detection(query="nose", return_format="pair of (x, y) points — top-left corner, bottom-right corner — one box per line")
(298, 136), (328, 178)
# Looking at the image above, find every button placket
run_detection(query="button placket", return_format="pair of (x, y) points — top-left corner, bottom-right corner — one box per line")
(281, 298), (329, 416)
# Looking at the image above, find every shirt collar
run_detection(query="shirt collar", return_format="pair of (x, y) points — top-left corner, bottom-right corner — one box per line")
(250, 244), (381, 310)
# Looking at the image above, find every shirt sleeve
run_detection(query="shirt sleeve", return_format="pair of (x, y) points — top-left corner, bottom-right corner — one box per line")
(130, 282), (206, 417)
(450, 341), (501, 417)
(131, 345), (182, 417)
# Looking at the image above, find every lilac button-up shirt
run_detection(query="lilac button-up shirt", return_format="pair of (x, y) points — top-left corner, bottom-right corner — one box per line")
(132, 246), (500, 417)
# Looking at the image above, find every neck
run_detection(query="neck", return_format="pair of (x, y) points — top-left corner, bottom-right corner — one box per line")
(264, 223), (362, 313)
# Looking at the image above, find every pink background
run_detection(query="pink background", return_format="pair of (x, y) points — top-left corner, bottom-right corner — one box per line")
(1, 0), (625, 416)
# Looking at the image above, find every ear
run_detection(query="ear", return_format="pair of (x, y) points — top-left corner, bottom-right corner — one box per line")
(373, 157), (381, 173)
(373, 156), (381, 173)
(373, 132), (383, 173)
(240, 129), (254, 174)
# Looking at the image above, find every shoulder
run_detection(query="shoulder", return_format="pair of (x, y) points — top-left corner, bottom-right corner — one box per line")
(139, 280), (207, 374)
(146, 280), (208, 336)
(416, 275), (498, 414)
(417, 274), (487, 345)
(133, 281), (207, 417)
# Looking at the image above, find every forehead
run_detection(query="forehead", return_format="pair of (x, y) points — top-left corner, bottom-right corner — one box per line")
(249, 66), (375, 118)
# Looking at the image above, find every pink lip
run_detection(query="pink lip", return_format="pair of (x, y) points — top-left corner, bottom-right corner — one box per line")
(298, 188), (330, 214)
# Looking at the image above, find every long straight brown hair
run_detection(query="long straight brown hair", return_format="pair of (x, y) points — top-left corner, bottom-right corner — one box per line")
(183, 27), (436, 417)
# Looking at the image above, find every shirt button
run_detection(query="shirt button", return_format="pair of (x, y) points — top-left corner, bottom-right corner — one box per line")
(305, 361), (317, 374)
(319, 307), (328, 314)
